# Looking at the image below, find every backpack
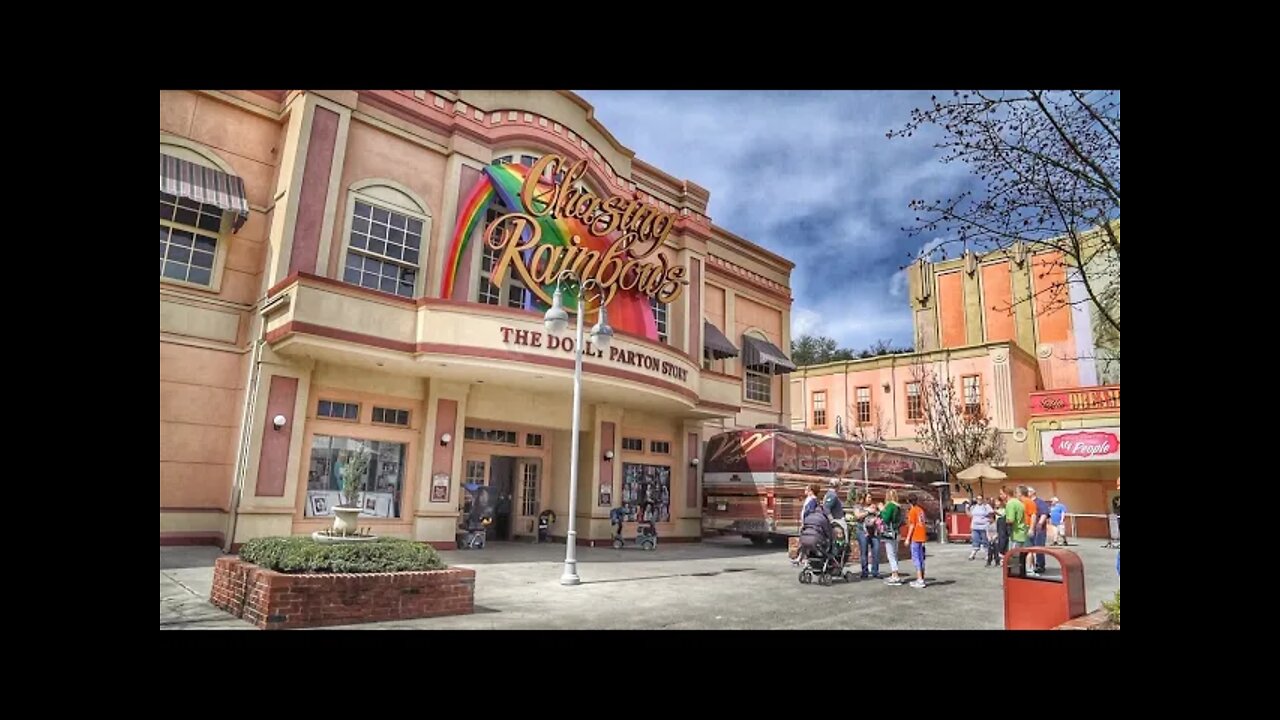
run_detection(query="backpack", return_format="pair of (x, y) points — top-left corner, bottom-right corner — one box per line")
(880, 504), (900, 540)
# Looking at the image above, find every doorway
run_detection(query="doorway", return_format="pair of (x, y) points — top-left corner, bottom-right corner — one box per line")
(486, 455), (542, 541)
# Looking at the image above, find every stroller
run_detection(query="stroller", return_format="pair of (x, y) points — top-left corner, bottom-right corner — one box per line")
(797, 512), (853, 586)
(611, 504), (658, 551)
(457, 482), (494, 550)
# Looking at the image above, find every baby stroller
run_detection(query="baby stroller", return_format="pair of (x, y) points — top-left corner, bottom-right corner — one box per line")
(798, 513), (853, 586)
(457, 482), (494, 550)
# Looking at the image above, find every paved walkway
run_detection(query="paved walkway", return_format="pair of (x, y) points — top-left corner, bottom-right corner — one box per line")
(159, 538), (1120, 630)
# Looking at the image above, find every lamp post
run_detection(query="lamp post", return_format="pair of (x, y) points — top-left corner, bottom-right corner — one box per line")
(542, 269), (614, 586)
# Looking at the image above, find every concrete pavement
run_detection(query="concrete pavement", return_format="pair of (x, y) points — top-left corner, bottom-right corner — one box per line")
(159, 538), (1120, 630)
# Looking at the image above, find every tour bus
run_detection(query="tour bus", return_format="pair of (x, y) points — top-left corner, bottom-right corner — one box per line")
(702, 425), (948, 545)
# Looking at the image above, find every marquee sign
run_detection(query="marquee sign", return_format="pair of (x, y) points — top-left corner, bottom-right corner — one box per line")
(1030, 387), (1120, 416)
(1040, 427), (1120, 462)
(443, 155), (688, 341)
(499, 326), (690, 384)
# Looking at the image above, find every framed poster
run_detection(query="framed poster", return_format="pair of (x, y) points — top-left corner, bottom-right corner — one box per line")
(431, 473), (450, 503)
(598, 483), (612, 507)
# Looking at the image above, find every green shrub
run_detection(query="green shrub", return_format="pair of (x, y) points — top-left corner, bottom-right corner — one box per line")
(1102, 589), (1119, 625)
(239, 536), (446, 574)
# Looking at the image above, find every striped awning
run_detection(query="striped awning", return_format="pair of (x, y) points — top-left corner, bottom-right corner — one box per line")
(703, 320), (739, 360)
(160, 153), (250, 232)
(742, 334), (796, 374)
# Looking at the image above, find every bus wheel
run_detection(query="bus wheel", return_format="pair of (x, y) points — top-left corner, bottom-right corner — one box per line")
(748, 535), (768, 547)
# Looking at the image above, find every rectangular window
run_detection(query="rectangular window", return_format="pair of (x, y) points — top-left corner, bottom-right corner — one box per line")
(650, 297), (669, 343)
(622, 463), (671, 523)
(856, 387), (871, 425)
(464, 459), (486, 512)
(622, 437), (644, 452)
(520, 462), (540, 517)
(906, 382), (923, 422)
(649, 440), (671, 455)
(508, 281), (529, 310)
(963, 375), (982, 416)
(464, 426), (517, 444)
(304, 436), (406, 518)
(812, 391), (827, 427)
(343, 200), (421, 298)
(525, 433), (543, 448)
(746, 368), (772, 403)
(317, 400), (360, 421)
(160, 192), (222, 288)
(372, 407), (410, 427)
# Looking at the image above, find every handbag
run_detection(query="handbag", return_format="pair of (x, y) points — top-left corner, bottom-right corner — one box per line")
(879, 505), (899, 540)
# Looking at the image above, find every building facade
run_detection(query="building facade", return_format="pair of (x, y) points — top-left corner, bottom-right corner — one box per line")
(160, 90), (796, 550)
(790, 240), (1119, 536)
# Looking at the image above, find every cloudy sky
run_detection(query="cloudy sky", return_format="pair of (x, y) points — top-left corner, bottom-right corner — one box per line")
(575, 90), (975, 353)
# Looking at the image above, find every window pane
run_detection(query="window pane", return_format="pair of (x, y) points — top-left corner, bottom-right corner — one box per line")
(175, 207), (199, 226)
(197, 212), (222, 232)
(343, 267), (360, 283)
(371, 223), (388, 240)
(194, 235), (216, 253)
(386, 243), (404, 260)
(353, 217), (370, 234)
(169, 230), (193, 248)
(371, 207), (390, 224)
(190, 250), (215, 269)
(160, 200), (175, 221)
(369, 239), (386, 256)
(187, 267), (211, 285)
(407, 218), (423, 235)
(398, 281), (413, 297)
(405, 232), (421, 251)
(355, 202), (372, 219)
(404, 248), (419, 265)
(168, 245), (191, 264)
(390, 213), (407, 230)
(177, 196), (200, 210)
(350, 232), (367, 250)
(163, 261), (188, 280)
(389, 228), (404, 244)
(380, 276), (396, 293)
(344, 403), (359, 419)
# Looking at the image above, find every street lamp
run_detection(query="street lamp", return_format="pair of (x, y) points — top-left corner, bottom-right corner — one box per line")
(543, 269), (613, 585)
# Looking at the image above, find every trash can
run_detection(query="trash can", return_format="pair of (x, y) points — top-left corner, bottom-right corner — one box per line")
(1003, 546), (1086, 630)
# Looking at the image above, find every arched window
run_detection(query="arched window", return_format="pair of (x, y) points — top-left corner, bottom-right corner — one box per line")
(159, 140), (239, 291)
(340, 182), (431, 299)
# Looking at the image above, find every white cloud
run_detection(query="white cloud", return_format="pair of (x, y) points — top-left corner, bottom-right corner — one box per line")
(574, 90), (974, 352)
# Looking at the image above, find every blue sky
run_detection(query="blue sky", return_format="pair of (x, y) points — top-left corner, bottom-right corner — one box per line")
(575, 90), (975, 353)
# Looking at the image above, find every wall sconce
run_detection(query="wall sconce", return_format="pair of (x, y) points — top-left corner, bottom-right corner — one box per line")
(440, 433), (452, 447)
(272, 414), (287, 431)
(603, 450), (615, 461)
(690, 457), (700, 468)
(882, 382), (891, 393)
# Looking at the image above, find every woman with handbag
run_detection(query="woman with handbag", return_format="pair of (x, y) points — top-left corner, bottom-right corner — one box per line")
(880, 490), (904, 585)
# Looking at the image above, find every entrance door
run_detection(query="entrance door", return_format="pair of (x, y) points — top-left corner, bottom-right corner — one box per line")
(489, 456), (516, 541)
(516, 459), (542, 537)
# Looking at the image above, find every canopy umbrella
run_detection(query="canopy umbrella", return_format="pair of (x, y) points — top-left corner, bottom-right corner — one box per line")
(955, 462), (1007, 496)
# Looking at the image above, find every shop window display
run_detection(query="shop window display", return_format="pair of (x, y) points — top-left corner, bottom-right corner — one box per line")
(305, 435), (405, 519)
(621, 463), (671, 523)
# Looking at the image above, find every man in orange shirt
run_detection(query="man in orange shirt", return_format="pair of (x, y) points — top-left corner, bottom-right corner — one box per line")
(1019, 487), (1039, 575)
(903, 493), (930, 588)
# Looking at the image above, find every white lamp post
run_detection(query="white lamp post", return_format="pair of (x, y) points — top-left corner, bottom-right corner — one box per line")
(543, 270), (613, 586)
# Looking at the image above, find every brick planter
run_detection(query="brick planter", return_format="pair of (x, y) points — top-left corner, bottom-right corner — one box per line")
(210, 556), (475, 630)
(1055, 608), (1118, 630)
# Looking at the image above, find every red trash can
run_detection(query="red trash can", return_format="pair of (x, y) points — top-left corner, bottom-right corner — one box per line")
(1003, 547), (1086, 630)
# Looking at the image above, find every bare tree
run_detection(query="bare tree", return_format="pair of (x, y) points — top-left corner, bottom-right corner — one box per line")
(845, 401), (889, 445)
(909, 362), (1004, 488)
(891, 91), (1120, 365)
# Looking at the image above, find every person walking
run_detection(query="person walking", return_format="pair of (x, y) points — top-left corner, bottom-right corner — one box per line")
(903, 493), (929, 588)
(1018, 486), (1038, 575)
(1049, 496), (1068, 546)
(967, 495), (993, 561)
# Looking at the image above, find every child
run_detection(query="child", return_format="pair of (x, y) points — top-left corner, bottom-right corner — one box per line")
(988, 498), (1006, 567)
(903, 493), (929, 588)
